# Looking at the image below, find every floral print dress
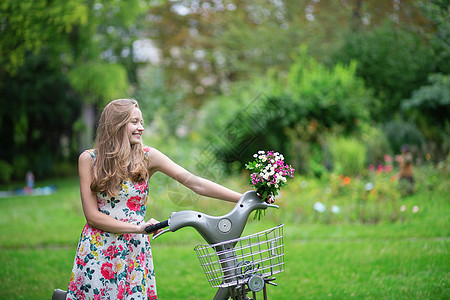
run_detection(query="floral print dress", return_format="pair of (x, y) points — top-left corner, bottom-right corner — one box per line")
(67, 147), (157, 300)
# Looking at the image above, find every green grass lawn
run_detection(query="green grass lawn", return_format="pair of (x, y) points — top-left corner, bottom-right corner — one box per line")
(0, 175), (448, 299)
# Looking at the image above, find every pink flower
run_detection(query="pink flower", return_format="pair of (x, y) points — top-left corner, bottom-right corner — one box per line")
(368, 164), (375, 171)
(148, 286), (157, 300)
(133, 181), (147, 193)
(384, 154), (392, 163)
(97, 198), (107, 209)
(117, 282), (126, 300)
(103, 245), (119, 260)
(101, 262), (115, 280)
(376, 165), (384, 173)
(86, 225), (103, 236)
(68, 280), (77, 292)
(385, 165), (393, 173)
(137, 252), (146, 265)
(100, 288), (106, 297)
(127, 196), (142, 211)
(126, 258), (135, 273)
(69, 273), (84, 292)
(76, 256), (87, 267)
(75, 274), (84, 286)
(77, 291), (86, 300)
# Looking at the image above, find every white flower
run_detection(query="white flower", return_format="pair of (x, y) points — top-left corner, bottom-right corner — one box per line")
(412, 206), (419, 213)
(130, 269), (143, 286)
(400, 205), (406, 212)
(258, 150), (265, 154)
(331, 205), (340, 214)
(365, 182), (374, 191)
(275, 184), (279, 188)
(314, 202), (326, 213)
(112, 258), (125, 273)
(253, 154), (258, 158)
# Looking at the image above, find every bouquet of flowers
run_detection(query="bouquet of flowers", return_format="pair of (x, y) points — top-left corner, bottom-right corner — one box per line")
(245, 150), (295, 219)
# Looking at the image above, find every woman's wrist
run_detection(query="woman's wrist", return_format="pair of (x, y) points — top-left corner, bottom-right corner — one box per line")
(136, 223), (146, 234)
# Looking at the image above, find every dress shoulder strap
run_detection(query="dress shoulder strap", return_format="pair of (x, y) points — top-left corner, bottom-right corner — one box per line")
(143, 146), (151, 159)
(85, 149), (97, 165)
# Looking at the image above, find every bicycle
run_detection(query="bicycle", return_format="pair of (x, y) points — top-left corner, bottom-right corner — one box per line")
(53, 190), (284, 300)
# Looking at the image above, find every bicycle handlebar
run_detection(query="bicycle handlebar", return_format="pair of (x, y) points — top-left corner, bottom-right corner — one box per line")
(146, 191), (278, 244)
(145, 219), (169, 234)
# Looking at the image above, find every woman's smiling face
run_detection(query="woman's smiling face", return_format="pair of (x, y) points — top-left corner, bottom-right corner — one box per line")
(127, 107), (144, 145)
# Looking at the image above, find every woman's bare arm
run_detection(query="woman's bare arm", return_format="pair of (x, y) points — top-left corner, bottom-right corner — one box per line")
(148, 148), (242, 203)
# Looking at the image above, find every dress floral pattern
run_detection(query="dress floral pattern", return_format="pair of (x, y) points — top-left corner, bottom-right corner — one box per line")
(67, 147), (157, 300)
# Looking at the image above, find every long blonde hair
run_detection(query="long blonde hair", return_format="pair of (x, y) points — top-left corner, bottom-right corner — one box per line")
(90, 99), (149, 196)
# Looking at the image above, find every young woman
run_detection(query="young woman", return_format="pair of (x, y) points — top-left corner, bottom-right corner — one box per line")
(66, 99), (243, 300)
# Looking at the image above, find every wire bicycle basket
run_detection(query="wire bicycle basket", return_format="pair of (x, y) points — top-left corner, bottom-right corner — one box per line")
(194, 224), (285, 289)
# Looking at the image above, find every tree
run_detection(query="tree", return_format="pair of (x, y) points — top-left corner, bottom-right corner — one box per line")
(401, 74), (450, 157)
(200, 47), (375, 175)
(333, 22), (436, 121)
(0, 0), (155, 180)
(420, 0), (450, 74)
(0, 0), (88, 73)
(66, 0), (155, 151)
(145, 0), (348, 105)
(0, 0), (88, 179)
(144, 0), (436, 108)
(0, 53), (81, 178)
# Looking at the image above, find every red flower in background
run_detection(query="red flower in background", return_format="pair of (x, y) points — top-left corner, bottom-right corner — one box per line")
(343, 176), (351, 185)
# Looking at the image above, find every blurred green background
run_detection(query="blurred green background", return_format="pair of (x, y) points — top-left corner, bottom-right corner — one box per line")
(0, 0), (449, 299)
(0, 0), (449, 181)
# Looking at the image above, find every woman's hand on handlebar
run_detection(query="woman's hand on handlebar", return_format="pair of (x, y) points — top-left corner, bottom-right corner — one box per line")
(257, 193), (275, 204)
(141, 218), (163, 236)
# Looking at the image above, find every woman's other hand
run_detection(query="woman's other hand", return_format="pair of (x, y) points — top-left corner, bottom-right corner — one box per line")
(257, 193), (275, 204)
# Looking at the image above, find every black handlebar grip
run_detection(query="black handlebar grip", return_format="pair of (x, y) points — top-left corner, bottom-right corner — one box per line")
(145, 219), (169, 234)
